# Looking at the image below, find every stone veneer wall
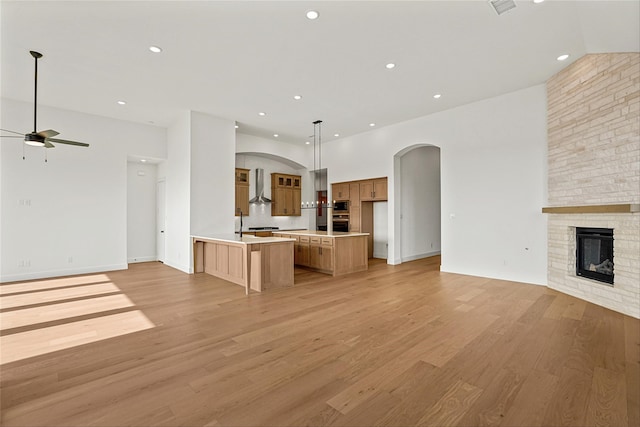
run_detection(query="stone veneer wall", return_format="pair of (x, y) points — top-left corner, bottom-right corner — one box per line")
(546, 53), (639, 319)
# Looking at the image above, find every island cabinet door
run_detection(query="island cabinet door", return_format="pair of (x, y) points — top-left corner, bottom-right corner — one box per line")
(295, 243), (309, 266)
(320, 245), (334, 271)
(309, 240), (334, 271)
(309, 244), (322, 269)
(295, 236), (310, 266)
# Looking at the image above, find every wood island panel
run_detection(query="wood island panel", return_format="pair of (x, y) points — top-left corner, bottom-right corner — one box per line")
(334, 235), (368, 276)
(193, 235), (294, 294)
(205, 241), (245, 287)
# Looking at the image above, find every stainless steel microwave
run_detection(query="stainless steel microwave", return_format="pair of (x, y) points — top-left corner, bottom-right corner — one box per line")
(334, 201), (349, 212)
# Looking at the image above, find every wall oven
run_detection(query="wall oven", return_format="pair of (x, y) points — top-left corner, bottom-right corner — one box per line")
(332, 214), (349, 232)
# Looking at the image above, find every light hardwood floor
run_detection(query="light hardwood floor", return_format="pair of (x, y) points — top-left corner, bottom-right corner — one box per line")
(0, 257), (638, 426)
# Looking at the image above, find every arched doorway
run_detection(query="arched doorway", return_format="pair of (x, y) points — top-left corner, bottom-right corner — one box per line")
(393, 145), (441, 263)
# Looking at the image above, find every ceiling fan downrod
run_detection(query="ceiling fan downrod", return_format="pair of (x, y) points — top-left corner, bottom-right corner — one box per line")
(30, 51), (42, 133)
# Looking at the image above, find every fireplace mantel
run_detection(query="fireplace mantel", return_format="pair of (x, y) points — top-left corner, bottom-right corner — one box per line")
(542, 204), (640, 214)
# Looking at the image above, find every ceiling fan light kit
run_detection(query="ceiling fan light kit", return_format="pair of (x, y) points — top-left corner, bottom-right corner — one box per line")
(0, 50), (90, 159)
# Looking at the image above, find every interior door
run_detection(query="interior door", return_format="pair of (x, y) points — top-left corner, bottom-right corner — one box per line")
(157, 180), (166, 262)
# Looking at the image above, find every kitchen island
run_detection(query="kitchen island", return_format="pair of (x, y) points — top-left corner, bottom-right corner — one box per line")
(272, 230), (369, 276)
(192, 234), (295, 294)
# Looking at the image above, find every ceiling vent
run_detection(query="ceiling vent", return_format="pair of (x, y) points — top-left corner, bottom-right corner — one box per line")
(489, 0), (517, 15)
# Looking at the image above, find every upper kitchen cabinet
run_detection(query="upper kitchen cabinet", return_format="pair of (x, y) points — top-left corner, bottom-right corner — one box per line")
(332, 182), (350, 201)
(271, 173), (301, 216)
(360, 177), (387, 201)
(235, 168), (250, 216)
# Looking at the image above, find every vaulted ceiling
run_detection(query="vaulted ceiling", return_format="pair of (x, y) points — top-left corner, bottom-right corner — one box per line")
(2, 1), (638, 144)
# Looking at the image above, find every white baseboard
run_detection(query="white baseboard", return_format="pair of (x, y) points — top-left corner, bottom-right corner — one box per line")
(163, 259), (192, 274)
(0, 263), (128, 283)
(401, 251), (441, 263)
(127, 256), (158, 264)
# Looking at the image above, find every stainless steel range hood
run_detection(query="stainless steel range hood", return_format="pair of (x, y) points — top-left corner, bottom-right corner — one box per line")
(249, 168), (271, 204)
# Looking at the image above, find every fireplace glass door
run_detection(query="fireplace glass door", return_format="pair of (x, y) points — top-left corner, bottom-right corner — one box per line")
(576, 227), (614, 285)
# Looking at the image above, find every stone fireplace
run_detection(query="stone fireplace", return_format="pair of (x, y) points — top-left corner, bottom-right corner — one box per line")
(545, 53), (639, 319)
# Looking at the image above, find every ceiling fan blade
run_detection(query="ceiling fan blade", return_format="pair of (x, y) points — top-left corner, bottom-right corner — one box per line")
(37, 129), (59, 138)
(0, 128), (25, 136)
(0, 135), (24, 138)
(47, 138), (89, 147)
(44, 141), (55, 149)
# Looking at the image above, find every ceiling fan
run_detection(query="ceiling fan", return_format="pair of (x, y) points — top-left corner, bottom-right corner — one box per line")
(0, 50), (89, 150)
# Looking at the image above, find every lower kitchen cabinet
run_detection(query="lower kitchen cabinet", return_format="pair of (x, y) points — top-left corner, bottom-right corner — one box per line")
(294, 236), (310, 266)
(309, 239), (333, 272)
(273, 232), (367, 276)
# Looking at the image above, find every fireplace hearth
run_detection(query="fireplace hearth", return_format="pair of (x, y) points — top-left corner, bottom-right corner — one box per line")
(576, 227), (614, 285)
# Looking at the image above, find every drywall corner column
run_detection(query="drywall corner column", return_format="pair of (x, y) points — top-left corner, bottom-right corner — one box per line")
(190, 111), (236, 236)
(165, 111), (235, 274)
(165, 112), (192, 273)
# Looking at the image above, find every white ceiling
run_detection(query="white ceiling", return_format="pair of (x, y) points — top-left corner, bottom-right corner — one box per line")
(1, 1), (638, 145)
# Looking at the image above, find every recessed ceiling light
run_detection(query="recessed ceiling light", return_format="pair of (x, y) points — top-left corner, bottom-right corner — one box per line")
(273, 134), (279, 138)
(369, 123), (376, 127)
(385, 63), (396, 69)
(306, 10), (319, 20)
(117, 100), (126, 105)
(235, 125), (239, 129)
(334, 133), (340, 137)
(433, 94), (442, 99)
(149, 46), (162, 53)
(305, 141), (310, 145)
(557, 54), (570, 61)
(533, 0), (545, 4)
(258, 112), (266, 116)
(293, 95), (302, 100)
(140, 159), (147, 163)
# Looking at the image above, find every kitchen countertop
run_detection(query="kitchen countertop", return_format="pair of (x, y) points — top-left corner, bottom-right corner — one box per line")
(235, 228), (307, 234)
(192, 233), (295, 244)
(272, 230), (369, 238)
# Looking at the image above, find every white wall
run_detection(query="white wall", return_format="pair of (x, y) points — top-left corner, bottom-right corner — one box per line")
(127, 162), (157, 263)
(164, 112), (191, 273)
(321, 85), (548, 285)
(399, 146), (441, 261)
(190, 111), (236, 236)
(1, 99), (166, 282)
(236, 133), (311, 169)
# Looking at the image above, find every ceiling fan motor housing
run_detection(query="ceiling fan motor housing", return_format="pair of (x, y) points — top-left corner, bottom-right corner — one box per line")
(24, 132), (45, 146)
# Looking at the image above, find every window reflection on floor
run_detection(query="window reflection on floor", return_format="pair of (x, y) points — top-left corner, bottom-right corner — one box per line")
(0, 274), (155, 365)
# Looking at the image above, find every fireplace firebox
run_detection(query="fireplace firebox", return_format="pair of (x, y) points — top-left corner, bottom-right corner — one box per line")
(576, 227), (614, 285)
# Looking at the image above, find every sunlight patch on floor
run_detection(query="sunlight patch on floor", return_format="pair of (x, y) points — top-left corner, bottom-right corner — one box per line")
(0, 283), (121, 309)
(0, 294), (136, 330)
(0, 310), (155, 365)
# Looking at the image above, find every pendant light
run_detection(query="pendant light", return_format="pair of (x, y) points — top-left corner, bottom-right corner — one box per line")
(302, 120), (332, 211)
